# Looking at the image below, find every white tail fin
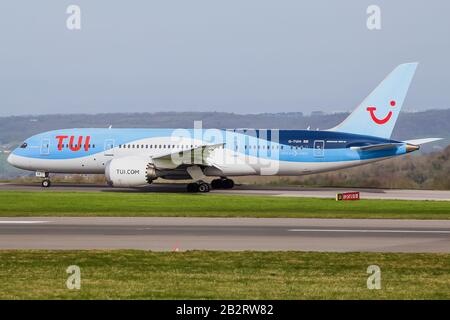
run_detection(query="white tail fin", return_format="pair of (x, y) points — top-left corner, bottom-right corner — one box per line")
(329, 63), (418, 138)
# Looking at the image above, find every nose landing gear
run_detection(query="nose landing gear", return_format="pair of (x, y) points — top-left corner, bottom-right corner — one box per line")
(41, 179), (51, 188)
(36, 171), (51, 188)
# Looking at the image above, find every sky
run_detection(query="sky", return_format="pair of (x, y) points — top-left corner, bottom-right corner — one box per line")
(0, 0), (449, 116)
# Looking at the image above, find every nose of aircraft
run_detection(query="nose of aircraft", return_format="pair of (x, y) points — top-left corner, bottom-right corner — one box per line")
(6, 151), (29, 170)
(7, 152), (16, 166)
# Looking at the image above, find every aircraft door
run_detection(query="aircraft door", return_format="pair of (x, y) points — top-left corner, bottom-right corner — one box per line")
(104, 139), (115, 156)
(40, 138), (50, 155)
(313, 140), (325, 158)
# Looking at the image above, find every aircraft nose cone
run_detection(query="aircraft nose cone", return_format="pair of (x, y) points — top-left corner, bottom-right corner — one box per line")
(7, 153), (16, 166)
(6, 152), (28, 170)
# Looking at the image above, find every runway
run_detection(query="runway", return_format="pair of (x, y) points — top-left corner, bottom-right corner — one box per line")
(1, 182), (450, 201)
(0, 217), (449, 252)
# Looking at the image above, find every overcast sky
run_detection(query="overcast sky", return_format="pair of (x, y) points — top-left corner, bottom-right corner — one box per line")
(0, 0), (449, 116)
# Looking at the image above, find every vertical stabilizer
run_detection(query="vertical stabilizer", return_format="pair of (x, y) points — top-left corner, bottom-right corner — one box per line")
(329, 63), (418, 138)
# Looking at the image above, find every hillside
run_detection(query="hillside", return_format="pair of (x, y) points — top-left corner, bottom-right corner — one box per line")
(1, 109), (449, 146)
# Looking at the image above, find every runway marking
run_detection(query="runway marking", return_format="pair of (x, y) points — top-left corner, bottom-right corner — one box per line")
(287, 229), (450, 234)
(0, 221), (49, 224)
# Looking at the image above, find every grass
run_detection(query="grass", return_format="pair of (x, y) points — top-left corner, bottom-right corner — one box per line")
(1, 191), (450, 219)
(0, 250), (449, 299)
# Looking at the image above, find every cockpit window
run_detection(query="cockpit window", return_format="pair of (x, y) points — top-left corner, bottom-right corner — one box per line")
(20, 142), (28, 149)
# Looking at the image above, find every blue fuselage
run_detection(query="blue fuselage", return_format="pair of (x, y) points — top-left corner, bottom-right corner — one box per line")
(8, 128), (407, 179)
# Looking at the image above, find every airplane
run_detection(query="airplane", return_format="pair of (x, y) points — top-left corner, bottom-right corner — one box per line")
(7, 63), (442, 192)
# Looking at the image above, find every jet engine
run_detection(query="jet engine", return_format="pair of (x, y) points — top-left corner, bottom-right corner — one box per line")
(105, 156), (157, 187)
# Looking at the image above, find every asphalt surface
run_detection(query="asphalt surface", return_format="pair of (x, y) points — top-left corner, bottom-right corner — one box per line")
(0, 217), (449, 252)
(1, 182), (450, 201)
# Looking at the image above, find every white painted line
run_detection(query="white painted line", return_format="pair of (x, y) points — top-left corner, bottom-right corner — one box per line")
(287, 229), (450, 234)
(0, 221), (49, 224)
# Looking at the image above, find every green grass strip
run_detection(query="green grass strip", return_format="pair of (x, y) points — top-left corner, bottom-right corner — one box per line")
(0, 250), (449, 299)
(1, 191), (450, 219)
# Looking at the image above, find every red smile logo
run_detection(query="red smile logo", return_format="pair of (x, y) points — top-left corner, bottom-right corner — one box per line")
(366, 100), (396, 125)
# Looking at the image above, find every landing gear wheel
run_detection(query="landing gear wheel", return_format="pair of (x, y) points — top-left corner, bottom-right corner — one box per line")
(197, 182), (210, 193)
(222, 179), (234, 189)
(211, 178), (234, 189)
(187, 182), (210, 193)
(187, 183), (199, 193)
(41, 179), (51, 188)
(211, 179), (222, 189)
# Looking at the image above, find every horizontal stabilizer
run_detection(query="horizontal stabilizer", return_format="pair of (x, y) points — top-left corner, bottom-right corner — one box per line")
(350, 143), (403, 152)
(403, 138), (442, 145)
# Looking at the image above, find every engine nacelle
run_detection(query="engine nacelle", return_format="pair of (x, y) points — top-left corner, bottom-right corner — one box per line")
(105, 156), (157, 187)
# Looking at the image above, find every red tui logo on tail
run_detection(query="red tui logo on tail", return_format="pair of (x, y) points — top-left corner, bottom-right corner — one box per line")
(366, 100), (396, 125)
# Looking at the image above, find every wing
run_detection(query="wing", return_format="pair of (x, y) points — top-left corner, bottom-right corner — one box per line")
(151, 143), (224, 169)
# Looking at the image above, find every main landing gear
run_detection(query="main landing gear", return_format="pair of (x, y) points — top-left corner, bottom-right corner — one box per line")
(186, 178), (235, 193)
(211, 178), (234, 189)
(187, 181), (210, 193)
